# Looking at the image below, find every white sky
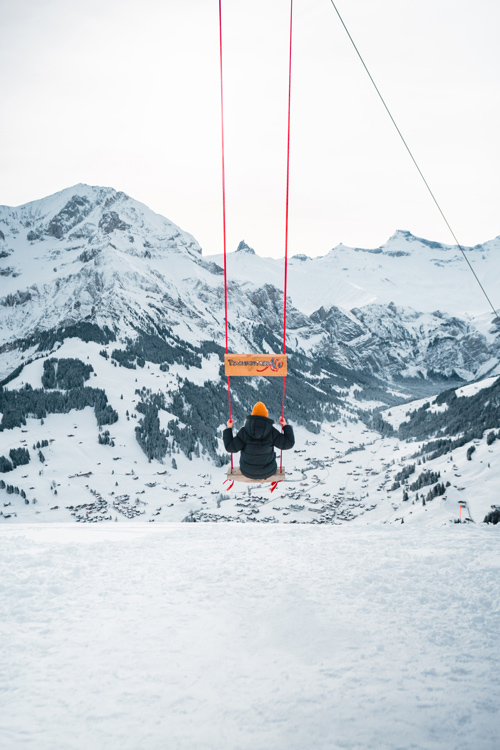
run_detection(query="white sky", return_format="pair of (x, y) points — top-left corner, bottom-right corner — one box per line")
(1, 0), (499, 258)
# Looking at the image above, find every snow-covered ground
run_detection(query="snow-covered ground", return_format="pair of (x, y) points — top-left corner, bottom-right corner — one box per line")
(1, 523), (499, 750)
(1, 339), (499, 528)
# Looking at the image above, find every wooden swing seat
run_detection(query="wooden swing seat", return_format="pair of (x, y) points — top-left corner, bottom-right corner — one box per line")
(224, 353), (287, 377)
(226, 467), (286, 484)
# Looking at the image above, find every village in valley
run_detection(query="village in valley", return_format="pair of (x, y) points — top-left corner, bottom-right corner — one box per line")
(2, 346), (496, 528)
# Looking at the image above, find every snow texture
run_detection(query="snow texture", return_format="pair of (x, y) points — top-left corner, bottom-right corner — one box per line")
(1, 523), (499, 750)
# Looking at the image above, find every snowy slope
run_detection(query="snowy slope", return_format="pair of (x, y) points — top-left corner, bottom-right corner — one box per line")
(209, 231), (500, 318)
(385, 375), (500, 430)
(0, 184), (219, 353)
(1, 523), (499, 750)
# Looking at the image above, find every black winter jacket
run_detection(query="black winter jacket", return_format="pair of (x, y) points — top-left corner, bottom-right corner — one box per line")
(223, 415), (295, 479)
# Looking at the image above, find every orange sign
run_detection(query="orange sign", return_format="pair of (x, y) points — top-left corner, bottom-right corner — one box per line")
(224, 353), (287, 377)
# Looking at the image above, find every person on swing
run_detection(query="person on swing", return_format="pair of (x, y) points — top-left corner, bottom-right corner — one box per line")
(223, 402), (295, 479)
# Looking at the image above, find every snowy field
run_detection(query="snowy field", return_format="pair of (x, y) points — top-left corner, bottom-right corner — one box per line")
(1, 523), (499, 750)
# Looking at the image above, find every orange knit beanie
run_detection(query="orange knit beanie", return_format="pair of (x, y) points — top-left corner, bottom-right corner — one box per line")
(252, 402), (269, 418)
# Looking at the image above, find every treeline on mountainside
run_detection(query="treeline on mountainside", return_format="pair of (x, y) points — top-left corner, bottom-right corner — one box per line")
(0, 327), (114, 387)
(42, 358), (94, 389)
(0, 476), (36, 505)
(365, 411), (395, 436)
(134, 392), (170, 463)
(129, 329), (416, 463)
(422, 482), (446, 503)
(399, 377), (500, 456)
(13, 323), (115, 353)
(134, 384), (237, 465)
(0, 383), (118, 431)
(133, 359), (342, 463)
(0, 364), (25, 388)
(420, 433), (487, 462)
(109, 329), (401, 435)
(402, 481), (447, 505)
(390, 463), (415, 490)
(110, 331), (204, 370)
(1, 356), (95, 389)
(409, 469), (441, 492)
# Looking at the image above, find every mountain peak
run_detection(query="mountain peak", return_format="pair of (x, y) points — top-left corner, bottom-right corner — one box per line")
(236, 240), (255, 254)
(384, 230), (454, 253)
(0, 183), (201, 256)
(389, 229), (415, 242)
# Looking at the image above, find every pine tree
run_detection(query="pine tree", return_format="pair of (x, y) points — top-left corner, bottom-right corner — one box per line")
(0, 456), (13, 473)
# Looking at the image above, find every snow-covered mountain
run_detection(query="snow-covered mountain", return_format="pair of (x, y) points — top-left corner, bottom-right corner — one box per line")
(212, 234), (500, 381)
(0, 184), (208, 348)
(1, 184), (499, 389)
(216, 231), (500, 317)
(1, 184), (500, 528)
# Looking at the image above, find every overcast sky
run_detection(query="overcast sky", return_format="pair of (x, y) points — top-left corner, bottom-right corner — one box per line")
(1, 0), (499, 258)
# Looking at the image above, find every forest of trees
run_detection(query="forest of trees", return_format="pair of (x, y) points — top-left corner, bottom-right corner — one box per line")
(98, 430), (115, 447)
(105, 325), (411, 464)
(390, 463), (415, 490)
(42, 358), (94, 389)
(20, 322), (115, 352)
(0, 447), (30, 474)
(399, 378), (500, 451)
(484, 508), (500, 525)
(134, 392), (170, 462)
(111, 332), (203, 370)
(2, 309), (497, 471)
(128, 335), (354, 462)
(0, 382), (118, 431)
(409, 469), (441, 492)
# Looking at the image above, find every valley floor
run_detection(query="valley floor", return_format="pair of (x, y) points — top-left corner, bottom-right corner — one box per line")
(1, 523), (499, 750)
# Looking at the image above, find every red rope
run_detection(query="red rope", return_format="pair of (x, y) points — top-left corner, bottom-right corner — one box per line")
(219, 0), (232, 471)
(219, 0), (293, 476)
(280, 0), (293, 472)
(283, 0), (293, 361)
(219, 0), (228, 357)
